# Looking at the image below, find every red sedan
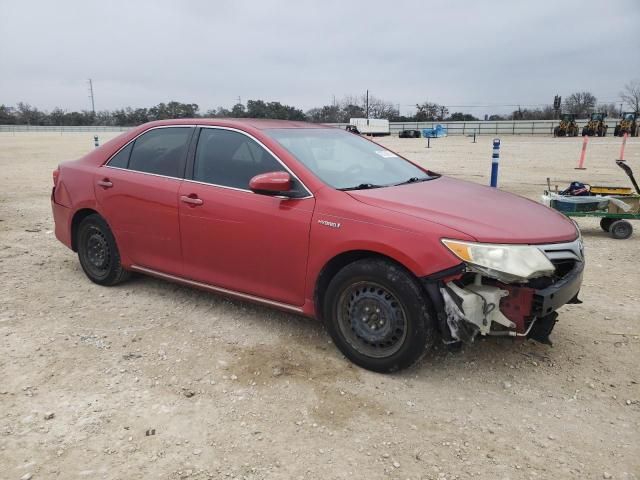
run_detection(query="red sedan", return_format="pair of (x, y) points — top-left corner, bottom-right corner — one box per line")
(51, 119), (584, 372)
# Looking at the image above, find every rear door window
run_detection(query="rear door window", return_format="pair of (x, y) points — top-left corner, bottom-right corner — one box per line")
(127, 127), (192, 178)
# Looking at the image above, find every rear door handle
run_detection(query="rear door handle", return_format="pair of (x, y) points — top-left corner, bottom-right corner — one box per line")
(97, 179), (113, 188)
(180, 194), (204, 206)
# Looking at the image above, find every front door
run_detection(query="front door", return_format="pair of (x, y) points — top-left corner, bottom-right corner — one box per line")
(178, 127), (315, 305)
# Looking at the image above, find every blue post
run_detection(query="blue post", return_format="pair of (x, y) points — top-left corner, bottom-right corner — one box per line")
(490, 138), (500, 187)
(94, 135), (99, 148)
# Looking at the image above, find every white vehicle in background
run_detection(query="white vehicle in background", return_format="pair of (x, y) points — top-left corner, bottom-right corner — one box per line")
(349, 118), (390, 136)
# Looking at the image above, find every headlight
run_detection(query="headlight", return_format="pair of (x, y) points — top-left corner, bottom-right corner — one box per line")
(441, 239), (555, 282)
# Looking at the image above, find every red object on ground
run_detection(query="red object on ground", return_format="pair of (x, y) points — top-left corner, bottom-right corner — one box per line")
(619, 132), (628, 161)
(576, 135), (588, 170)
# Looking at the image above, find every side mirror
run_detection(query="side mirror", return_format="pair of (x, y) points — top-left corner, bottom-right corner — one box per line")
(249, 171), (292, 196)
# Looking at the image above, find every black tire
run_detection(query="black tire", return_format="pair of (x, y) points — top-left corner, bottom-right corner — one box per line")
(77, 214), (130, 285)
(609, 220), (633, 240)
(322, 258), (435, 373)
(582, 128), (588, 136)
(600, 217), (614, 232)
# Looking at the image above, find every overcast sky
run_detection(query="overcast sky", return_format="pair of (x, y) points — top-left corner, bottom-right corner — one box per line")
(1, 0), (639, 116)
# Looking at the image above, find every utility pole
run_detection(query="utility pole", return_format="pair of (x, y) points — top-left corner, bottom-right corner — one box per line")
(88, 79), (96, 115)
(366, 89), (369, 125)
(620, 103), (623, 117)
(237, 96), (241, 105)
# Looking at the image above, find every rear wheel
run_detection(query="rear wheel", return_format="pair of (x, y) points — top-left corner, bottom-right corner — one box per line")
(323, 258), (435, 373)
(610, 220), (633, 240)
(77, 214), (130, 285)
(600, 217), (614, 232)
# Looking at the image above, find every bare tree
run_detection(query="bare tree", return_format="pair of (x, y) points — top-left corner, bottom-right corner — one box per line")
(620, 80), (640, 114)
(415, 101), (448, 121)
(563, 92), (597, 117)
(339, 94), (396, 119)
(597, 103), (619, 118)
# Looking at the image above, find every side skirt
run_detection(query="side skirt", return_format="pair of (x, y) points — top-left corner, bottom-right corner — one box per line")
(130, 265), (304, 314)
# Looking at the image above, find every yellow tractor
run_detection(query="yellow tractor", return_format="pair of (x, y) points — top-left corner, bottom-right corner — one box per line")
(614, 112), (639, 137)
(554, 113), (579, 137)
(582, 112), (608, 137)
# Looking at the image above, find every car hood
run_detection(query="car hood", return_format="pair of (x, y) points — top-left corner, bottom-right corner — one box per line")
(347, 176), (578, 244)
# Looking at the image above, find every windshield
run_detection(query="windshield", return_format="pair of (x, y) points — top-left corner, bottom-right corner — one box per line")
(266, 128), (434, 190)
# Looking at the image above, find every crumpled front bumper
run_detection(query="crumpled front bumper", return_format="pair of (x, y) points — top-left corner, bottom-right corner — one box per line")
(422, 250), (584, 344)
(532, 260), (584, 317)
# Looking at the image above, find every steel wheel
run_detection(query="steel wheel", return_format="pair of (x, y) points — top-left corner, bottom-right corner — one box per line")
(336, 281), (408, 358)
(86, 227), (111, 274)
(76, 214), (130, 286)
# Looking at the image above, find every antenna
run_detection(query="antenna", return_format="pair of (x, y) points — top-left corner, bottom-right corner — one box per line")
(88, 79), (96, 115)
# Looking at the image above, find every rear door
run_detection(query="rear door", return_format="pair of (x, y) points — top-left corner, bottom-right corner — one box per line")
(95, 126), (194, 275)
(178, 127), (315, 305)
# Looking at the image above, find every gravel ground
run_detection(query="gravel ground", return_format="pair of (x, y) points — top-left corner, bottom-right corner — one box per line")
(1, 132), (638, 480)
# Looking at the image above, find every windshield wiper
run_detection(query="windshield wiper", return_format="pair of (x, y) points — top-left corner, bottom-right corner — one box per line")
(339, 183), (384, 191)
(393, 176), (431, 186)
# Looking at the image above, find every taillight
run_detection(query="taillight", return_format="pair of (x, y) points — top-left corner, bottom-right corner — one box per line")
(53, 167), (60, 186)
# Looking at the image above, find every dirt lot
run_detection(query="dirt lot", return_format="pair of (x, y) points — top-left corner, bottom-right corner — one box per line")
(1, 132), (639, 480)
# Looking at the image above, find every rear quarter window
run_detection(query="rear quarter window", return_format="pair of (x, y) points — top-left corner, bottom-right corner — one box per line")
(107, 142), (133, 168)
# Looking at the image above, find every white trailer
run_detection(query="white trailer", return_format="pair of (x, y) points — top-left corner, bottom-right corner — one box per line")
(349, 118), (390, 136)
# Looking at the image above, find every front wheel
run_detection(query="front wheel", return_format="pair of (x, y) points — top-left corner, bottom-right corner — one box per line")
(323, 259), (435, 373)
(77, 214), (130, 285)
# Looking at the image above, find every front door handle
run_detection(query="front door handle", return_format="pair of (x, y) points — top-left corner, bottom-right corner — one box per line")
(97, 178), (113, 188)
(180, 194), (204, 206)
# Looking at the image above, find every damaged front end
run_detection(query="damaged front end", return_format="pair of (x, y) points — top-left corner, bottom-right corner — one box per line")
(424, 239), (584, 345)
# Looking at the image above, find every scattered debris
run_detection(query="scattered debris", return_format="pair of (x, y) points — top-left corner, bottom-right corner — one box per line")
(122, 352), (143, 360)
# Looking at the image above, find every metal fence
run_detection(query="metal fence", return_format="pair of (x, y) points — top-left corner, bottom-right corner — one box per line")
(0, 118), (623, 136)
(330, 119), (622, 136)
(0, 125), (130, 133)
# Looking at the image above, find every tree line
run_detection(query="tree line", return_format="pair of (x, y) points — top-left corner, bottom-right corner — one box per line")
(1, 81), (638, 126)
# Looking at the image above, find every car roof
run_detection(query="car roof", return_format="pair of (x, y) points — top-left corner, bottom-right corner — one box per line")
(140, 118), (330, 130)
